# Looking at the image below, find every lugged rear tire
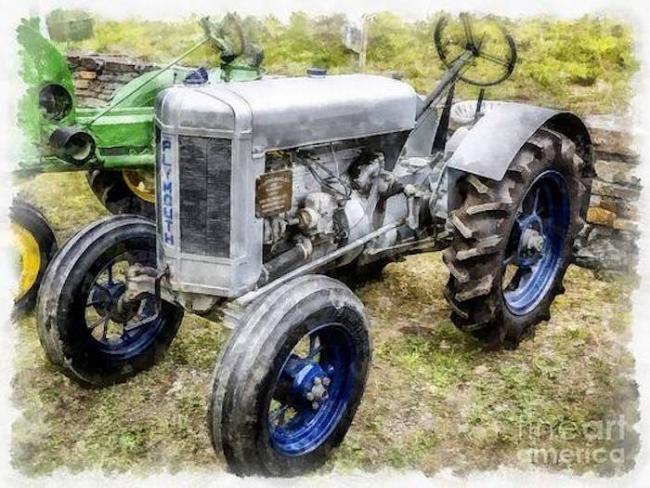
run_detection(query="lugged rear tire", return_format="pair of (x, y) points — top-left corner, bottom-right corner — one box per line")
(442, 128), (592, 349)
(37, 215), (183, 386)
(86, 169), (155, 219)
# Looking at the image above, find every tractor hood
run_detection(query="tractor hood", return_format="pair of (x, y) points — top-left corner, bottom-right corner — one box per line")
(155, 74), (418, 155)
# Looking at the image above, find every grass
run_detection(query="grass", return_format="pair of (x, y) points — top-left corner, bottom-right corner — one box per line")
(55, 12), (638, 115)
(11, 10), (640, 476)
(11, 172), (640, 476)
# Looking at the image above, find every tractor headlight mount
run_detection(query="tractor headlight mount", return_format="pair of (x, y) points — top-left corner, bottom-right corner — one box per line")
(49, 127), (96, 165)
(39, 83), (73, 121)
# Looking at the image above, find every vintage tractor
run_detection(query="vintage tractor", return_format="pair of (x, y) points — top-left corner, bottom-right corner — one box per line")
(12, 14), (264, 312)
(36, 15), (593, 475)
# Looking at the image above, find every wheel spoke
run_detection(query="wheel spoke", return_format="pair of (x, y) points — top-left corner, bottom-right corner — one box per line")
(505, 265), (533, 292)
(269, 404), (290, 426)
(88, 313), (109, 331)
(306, 345), (324, 361)
(93, 282), (111, 295)
(447, 49), (469, 67)
(107, 264), (114, 285)
(476, 32), (487, 50)
(101, 320), (110, 341)
(477, 50), (510, 67)
(461, 13), (475, 47)
(123, 310), (159, 333)
(305, 335), (323, 361)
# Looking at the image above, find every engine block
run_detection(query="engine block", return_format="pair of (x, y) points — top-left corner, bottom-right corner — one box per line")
(155, 74), (425, 299)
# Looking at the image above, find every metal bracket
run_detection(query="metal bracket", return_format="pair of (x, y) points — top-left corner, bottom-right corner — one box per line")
(122, 264), (173, 304)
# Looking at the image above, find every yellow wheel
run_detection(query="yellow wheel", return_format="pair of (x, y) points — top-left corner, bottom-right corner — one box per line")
(122, 170), (156, 204)
(86, 169), (155, 219)
(11, 200), (58, 315)
(12, 222), (41, 301)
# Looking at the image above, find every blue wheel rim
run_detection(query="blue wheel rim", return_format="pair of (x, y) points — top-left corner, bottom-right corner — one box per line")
(502, 170), (570, 315)
(267, 323), (356, 457)
(84, 255), (164, 360)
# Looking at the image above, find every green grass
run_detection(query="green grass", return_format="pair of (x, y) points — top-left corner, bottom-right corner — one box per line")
(56, 12), (639, 115)
(11, 10), (640, 475)
(11, 173), (640, 476)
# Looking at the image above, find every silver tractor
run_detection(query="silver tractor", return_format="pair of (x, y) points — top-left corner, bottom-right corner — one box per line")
(37, 15), (593, 476)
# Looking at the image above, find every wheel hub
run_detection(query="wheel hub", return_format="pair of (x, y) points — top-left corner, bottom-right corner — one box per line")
(502, 170), (570, 316)
(283, 356), (333, 410)
(306, 376), (331, 409)
(516, 214), (546, 267)
(90, 281), (139, 323)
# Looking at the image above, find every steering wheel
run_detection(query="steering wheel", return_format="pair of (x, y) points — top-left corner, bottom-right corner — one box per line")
(200, 14), (246, 63)
(434, 13), (517, 87)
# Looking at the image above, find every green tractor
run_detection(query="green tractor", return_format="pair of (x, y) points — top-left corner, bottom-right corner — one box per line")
(12, 14), (264, 313)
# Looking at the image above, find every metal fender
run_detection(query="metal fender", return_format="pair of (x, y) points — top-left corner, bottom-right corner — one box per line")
(445, 102), (592, 181)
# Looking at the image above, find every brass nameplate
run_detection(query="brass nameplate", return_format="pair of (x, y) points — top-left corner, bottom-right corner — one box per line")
(255, 169), (293, 218)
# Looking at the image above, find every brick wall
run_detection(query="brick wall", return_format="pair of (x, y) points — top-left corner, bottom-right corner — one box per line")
(66, 53), (642, 273)
(67, 53), (158, 107)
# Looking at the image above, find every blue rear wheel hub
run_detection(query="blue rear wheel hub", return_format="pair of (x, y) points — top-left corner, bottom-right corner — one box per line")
(268, 323), (355, 456)
(502, 170), (570, 315)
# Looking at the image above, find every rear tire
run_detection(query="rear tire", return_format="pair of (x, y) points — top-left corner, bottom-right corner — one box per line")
(86, 169), (155, 219)
(11, 199), (57, 315)
(37, 215), (183, 386)
(209, 275), (371, 476)
(443, 128), (592, 348)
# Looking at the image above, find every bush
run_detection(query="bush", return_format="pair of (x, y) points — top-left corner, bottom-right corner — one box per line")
(55, 12), (638, 114)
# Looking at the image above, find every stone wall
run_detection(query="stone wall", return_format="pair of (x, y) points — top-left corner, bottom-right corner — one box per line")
(66, 53), (642, 273)
(67, 53), (158, 107)
(575, 115), (640, 273)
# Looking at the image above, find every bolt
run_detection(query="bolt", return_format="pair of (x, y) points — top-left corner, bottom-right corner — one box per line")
(306, 392), (315, 401)
(322, 377), (331, 387)
(312, 401), (320, 410)
(314, 377), (321, 386)
(326, 365), (335, 374)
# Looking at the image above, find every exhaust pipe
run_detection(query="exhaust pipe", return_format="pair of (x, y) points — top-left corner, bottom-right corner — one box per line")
(49, 127), (96, 165)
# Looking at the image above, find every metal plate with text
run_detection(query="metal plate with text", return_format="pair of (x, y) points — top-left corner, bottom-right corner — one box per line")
(255, 169), (293, 218)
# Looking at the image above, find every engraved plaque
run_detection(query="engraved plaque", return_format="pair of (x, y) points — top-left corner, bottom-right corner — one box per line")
(255, 169), (293, 218)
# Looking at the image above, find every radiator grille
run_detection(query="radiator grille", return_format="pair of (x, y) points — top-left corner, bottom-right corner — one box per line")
(178, 135), (231, 257)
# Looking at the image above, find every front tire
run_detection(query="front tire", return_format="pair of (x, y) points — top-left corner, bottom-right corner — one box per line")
(443, 128), (592, 348)
(37, 215), (183, 386)
(11, 199), (58, 315)
(209, 275), (371, 476)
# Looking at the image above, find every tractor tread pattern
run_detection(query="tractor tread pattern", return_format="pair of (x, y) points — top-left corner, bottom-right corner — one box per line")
(442, 128), (592, 349)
